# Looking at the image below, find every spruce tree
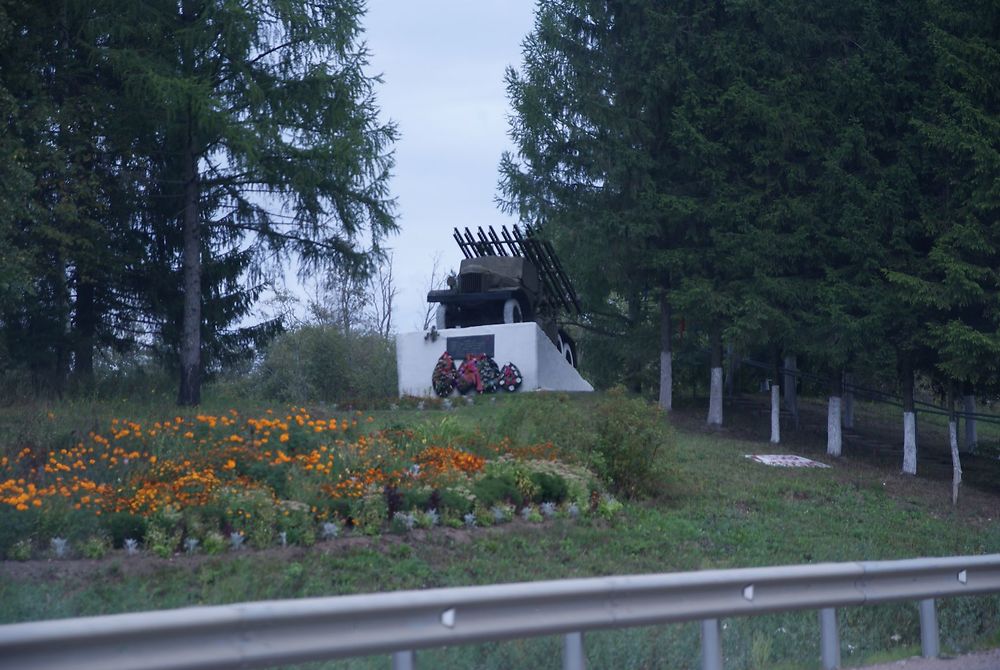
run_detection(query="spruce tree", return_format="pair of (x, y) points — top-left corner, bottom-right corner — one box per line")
(97, 0), (397, 404)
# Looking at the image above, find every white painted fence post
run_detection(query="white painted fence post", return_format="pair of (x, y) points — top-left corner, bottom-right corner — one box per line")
(827, 397), (842, 457)
(770, 384), (780, 444)
(708, 367), (724, 427)
(903, 411), (917, 475)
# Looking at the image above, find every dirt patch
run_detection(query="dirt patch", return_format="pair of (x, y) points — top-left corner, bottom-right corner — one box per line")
(0, 519), (552, 583)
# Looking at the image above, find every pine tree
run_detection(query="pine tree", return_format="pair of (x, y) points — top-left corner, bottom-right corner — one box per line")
(502, 1), (755, 409)
(0, 4), (31, 315)
(0, 0), (135, 392)
(905, 0), (1000, 390)
(99, 0), (397, 404)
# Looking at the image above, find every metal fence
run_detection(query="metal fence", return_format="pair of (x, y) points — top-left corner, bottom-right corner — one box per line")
(2, 554), (999, 670)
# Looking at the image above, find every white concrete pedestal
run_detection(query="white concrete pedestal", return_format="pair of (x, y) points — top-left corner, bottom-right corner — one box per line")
(395, 322), (594, 397)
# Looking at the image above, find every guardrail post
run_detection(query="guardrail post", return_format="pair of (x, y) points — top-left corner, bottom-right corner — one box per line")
(701, 618), (723, 670)
(819, 608), (840, 670)
(919, 598), (940, 658)
(392, 650), (415, 670)
(563, 632), (586, 670)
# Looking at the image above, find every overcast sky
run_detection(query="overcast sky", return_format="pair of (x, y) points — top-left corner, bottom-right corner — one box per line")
(363, 1), (537, 331)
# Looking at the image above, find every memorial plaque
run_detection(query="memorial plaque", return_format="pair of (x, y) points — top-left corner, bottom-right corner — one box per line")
(447, 334), (495, 359)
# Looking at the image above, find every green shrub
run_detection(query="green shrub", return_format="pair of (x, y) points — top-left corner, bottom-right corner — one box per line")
(7, 538), (33, 561)
(221, 487), (277, 549)
(352, 488), (387, 535)
(203, 531), (227, 555)
(145, 525), (179, 558)
(80, 535), (111, 559)
(473, 506), (495, 527)
(472, 473), (524, 509)
(277, 505), (317, 546)
(530, 472), (569, 504)
(257, 326), (396, 403)
(104, 512), (148, 549)
(36, 499), (97, 544)
(591, 390), (673, 499)
(402, 488), (432, 511)
(490, 390), (673, 499)
(438, 488), (475, 515)
(489, 394), (597, 456)
(0, 509), (40, 559)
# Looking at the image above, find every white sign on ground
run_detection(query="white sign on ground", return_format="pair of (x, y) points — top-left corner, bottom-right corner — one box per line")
(745, 454), (831, 468)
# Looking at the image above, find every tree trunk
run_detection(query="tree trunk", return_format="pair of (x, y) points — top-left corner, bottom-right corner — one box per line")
(901, 358), (917, 475)
(725, 342), (735, 398)
(52, 256), (71, 397)
(949, 385), (962, 505)
(827, 372), (842, 457)
(842, 373), (854, 429)
(71, 279), (96, 388)
(658, 296), (672, 411)
(707, 330), (723, 426)
(177, 139), (201, 406)
(783, 355), (798, 428)
(626, 293), (642, 394)
(962, 383), (977, 453)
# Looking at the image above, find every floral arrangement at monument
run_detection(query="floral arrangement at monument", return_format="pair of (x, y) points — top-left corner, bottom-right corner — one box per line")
(456, 355), (483, 394)
(500, 362), (523, 392)
(434, 352), (520, 395)
(476, 356), (502, 393)
(431, 352), (458, 397)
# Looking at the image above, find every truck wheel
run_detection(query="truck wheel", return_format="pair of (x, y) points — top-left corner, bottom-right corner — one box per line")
(557, 329), (577, 368)
(502, 298), (524, 324)
(435, 304), (447, 330)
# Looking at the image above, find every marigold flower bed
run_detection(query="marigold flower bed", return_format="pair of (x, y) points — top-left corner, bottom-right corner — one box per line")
(0, 406), (605, 559)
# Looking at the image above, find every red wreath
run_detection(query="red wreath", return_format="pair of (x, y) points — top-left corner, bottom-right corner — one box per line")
(431, 352), (458, 397)
(456, 354), (484, 394)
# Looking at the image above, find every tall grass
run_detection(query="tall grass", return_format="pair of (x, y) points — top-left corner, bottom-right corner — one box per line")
(2, 393), (1000, 667)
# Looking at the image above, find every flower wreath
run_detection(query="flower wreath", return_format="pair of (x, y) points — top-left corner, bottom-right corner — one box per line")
(436, 353), (520, 395)
(456, 354), (483, 395)
(431, 352), (457, 397)
(500, 362), (523, 392)
(477, 356), (502, 393)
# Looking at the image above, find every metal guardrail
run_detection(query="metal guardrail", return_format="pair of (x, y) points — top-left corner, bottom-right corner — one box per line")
(1, 554), (999, 670)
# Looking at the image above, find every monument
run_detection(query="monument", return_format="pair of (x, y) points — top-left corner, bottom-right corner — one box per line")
(396, 225), (593, 397)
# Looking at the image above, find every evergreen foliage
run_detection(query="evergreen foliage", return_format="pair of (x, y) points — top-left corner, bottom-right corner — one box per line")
(0, 0), (396, 403)
(502, 0), (1000, 405)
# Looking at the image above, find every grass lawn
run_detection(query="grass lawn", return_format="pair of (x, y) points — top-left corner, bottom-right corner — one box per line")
(1, 393), (999, 669)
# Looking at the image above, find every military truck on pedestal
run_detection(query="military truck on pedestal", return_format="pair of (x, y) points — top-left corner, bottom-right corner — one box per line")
(427, 225), (581, 368)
